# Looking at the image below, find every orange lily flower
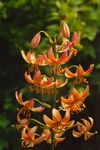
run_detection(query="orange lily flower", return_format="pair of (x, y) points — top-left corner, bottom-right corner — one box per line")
(65, 64), (94, 83)
(25, 70), (67, 92)
(73, 117), (97, 140)
(21, 50), (47, 66)
(43, 47), (73, 65)
(21, 126), (45, 148)
(42, 128), (65, 145)
(61, 85), (89, 113)
(15, 91), (44, 116)
(43, 108), (74, 131)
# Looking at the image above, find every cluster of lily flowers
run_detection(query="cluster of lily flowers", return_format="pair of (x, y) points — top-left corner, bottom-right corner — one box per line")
(15, 21), (97, 148)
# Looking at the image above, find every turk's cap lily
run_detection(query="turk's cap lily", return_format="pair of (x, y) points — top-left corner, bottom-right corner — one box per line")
(15, 91), (44, 112)
(42, 128), (65, 144)
(31, 32), (41, 49)
(65, 64), (94, 78)
(21, 126), (45, 148)
(61, 85), (89, 112)
(43, 47), (73, 65)
(43, 108), (74, 130)
(72, 117), (97, 140)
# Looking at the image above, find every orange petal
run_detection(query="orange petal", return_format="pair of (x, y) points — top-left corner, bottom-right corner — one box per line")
(84, 64), (94, 75)
(24, 72), (34, 84)
(35, 55), (47, 66)
(33, 136), (44, 144)
(15, 91), (24, 105)
(62, 109), (70, 123)
(21, 50), (30, 63)
(48, 47), (56, 62)
(33, 70), (41, 83)
(43, 115), (54, 127)
(52, 108), (62, 122)
(28, 126), (37, 139)
(65, 67), (77, 78)
(31, 106), (44, 112)
(72, 130), (83, 138)
(77, 65), (84, 76)
(58, 51), (72, 64)
(79, 85), (89, 102)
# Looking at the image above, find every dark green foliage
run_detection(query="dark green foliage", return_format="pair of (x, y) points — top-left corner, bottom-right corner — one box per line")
(0, 0), (100, 150)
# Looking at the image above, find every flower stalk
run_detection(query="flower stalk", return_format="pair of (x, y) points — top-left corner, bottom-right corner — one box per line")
(14, 20), (97, 149)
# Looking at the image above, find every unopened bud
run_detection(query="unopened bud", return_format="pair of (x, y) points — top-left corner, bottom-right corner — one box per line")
(31, 32), (41, 49)
(60, 21), (70, 39)
(71, 32), (80, 46)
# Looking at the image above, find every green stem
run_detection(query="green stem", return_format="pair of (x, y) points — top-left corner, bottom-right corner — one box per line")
(51, 37), (57, 150)
(51, 130), (55, 150)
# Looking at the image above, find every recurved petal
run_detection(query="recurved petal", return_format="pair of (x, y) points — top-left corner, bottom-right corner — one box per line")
(62, 109), (70, 123)
(48, 47), (56, 62)
(43, 115), (54, 127)
(58, 51), (73, 64)
(79, 85), (89, 102)
(33, 70), (41, 83)
(77, 65), (85, 76)
(28, 126), (37, 139)
(21, 50), (30, 63)
(35, 55), (47, 66)
(61, 96), (75, 105)
(65, 120), (75, 128)
(24, 72), (34, 84)
(33, 136), (45, 144)
(65, 67), (77, 78)
(15, 91), (24, 105)
(21, 128), (29, 141)
(56, 79), (67, 88)
(72, 130), (83, 138)
(84, 64), (94, 75)
(52, 108), (62, 122)
(31, 106), (44, 112)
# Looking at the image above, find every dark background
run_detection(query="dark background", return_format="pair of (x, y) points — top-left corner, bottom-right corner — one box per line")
(0, 0), (100, 150)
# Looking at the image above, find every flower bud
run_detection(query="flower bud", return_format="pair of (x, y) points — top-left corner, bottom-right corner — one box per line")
(31, 33), (41, 49)
(60, 21), (70, 39)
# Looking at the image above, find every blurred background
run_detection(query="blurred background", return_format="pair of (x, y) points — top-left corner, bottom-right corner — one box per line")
(0, 0), (100, 150)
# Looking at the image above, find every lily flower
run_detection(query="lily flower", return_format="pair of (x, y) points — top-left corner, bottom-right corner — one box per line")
(21, 50), (47, 66)
(43, 47), (73, 65)
(61, 85), (89, 113)
(15, 91), (44, 116)
(72, 117), (97, 140)
(25, 70), (67, 92)
(43, 108), (74, 131)
(42, 128), (65, 145)
(21, 126), (45, 148)
(65, 64), (94, 83)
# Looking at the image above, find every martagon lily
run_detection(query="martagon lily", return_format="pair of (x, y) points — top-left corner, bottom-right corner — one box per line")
(43, 108), (74, 131)
(15, 91), (44, 115)
(61, 85), (89, 113)
(65, 64), (94, 83)
(21, 126), (45, 148)
(73, 117), (97, 140)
